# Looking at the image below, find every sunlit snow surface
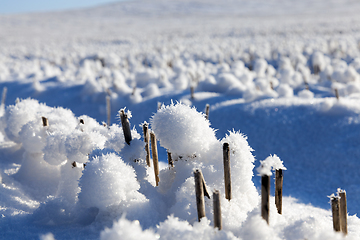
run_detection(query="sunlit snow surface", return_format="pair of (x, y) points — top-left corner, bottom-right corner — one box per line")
(1, 0), (360, 239)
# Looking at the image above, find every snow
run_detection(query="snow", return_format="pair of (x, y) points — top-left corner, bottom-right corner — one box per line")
(151, 102), (217, 157)
(257, 154), (286, 176)
(1, 0), (360, 239)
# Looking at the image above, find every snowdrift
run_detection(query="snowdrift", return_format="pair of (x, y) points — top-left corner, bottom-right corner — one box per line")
(0, 100), (359, 239)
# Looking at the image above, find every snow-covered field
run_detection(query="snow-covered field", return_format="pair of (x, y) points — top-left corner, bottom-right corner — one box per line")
(1, 0), (360, 239)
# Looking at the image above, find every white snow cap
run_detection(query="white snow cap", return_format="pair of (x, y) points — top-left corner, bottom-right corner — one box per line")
(328, 188), (346, 201)
(118, 107), (132, 120)
(257, 154), (287, 176)
(337, 188), (346, 194)
(39, 233), (56, 240)
(150, 102), (217, 157)
(78, 153), (144, 211)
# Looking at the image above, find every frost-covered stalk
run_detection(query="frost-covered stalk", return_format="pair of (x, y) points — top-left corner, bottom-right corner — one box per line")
(258, 154), (287, 221)
(331, 195), (341, 232)
(150, 131), (159, 186)
(261, 175), (270, 224)
(119, 109), (132, 145)
(213, 190), (222, 230)
(223, 143), (232, 201)
(205, 104), (210, 120)
(190, 85), (195, 100)
(167, 150), (173, 167)
(339, 190), (348, 235)
(142, 123), (151, 167)
(1, 87), (7, 106)
(194, 169), (206, 222)
(42, 116), (49, 127)
(157, 102), (162, 110)
(275, 169), (283, 214)
(106, 96), (111, 127)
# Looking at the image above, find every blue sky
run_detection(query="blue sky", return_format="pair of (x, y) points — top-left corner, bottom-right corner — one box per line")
(0, 0), (125, 15)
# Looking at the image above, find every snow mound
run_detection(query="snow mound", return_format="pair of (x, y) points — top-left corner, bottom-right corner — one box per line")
(151, 102), (217, 157)
(78, 153), (145, 211)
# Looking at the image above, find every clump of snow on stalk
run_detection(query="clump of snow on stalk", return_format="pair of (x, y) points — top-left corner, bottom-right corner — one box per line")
(101, 215), (236, 240)
(3, 98), (52, 143)
(156, 216), (236, 240)
(257, 154), (286, 176)
(100, 215), (158, 240)
(337, 188), (346, 195)
(150, 104), (259, 228)
(0, 98), (139, 206)
(239, 214), (279, 240)
(253, 58), (268, 78)
(1, 99), (77, 200)
(220, 130), (259, 197)
(150, 102), (217, 157)
(277, 84), (294, 98)
(39, 233), (56, 240)
(312, 51), (326, 72)
(18, 119), (48, 153)
(78, 153), (146, 211)
(215, 73), (246, 95)
(192, 130), (260, 228)
(298, 89), (314, 99)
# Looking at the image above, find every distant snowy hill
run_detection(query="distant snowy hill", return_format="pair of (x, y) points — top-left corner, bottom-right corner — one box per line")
(2, 0), (360, 46)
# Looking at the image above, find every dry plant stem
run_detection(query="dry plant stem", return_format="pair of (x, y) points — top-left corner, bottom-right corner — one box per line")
(1, 87), (7, 106)
(142, 123), (151, 167)
(339, 191), (348, 235)
(120, 109), (132, 145)
(304, 81), (309, 90)
(194, 170), (206, 222)
(223, 143), (232, 201)
(261, 175), (270, 224)
(150, 132), (160, 186)
(213, 190), (222, 230)
(167, 150), (174, 167)
(42, 116), (49, 127)
(157, 102), (162, 110)
(106, 96), (111, 127)
(331, 197), (341, 232)
(203, 178), (210, 199)
(191, 86), (195, 99)
(205, 104), (210, 120)
(335, 88), (339, 100)
(314, 65), (320, 75)
(275, 169), (283, 214)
